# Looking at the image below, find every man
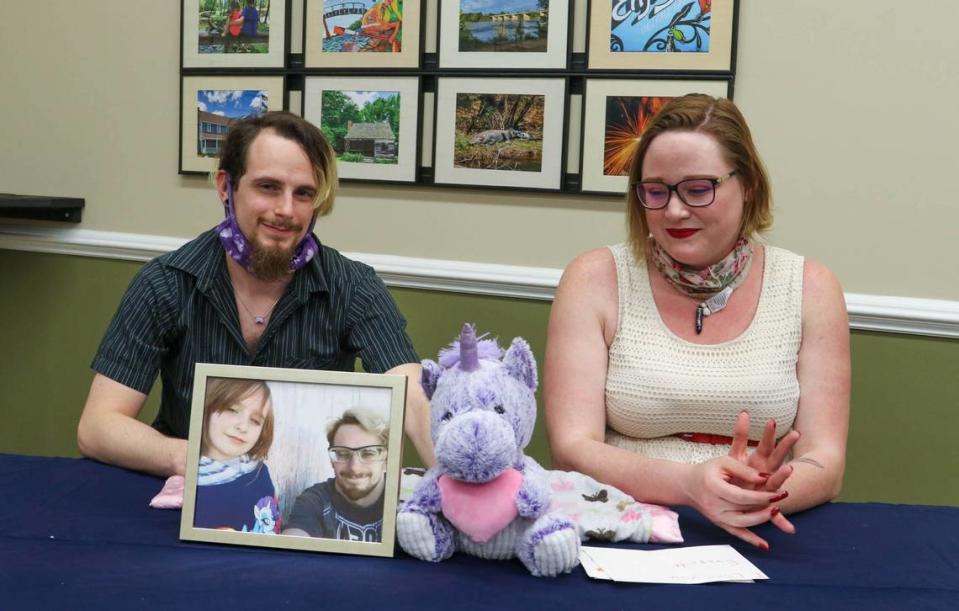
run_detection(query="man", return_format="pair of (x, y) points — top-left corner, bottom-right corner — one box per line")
(77, 111), (433, 476)
(283, 408), (390, 542)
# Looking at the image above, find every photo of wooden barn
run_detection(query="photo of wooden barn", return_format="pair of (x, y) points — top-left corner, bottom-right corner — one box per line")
(344, 120), (397, 160)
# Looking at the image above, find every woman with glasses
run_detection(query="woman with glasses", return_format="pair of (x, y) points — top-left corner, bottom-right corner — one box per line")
(544, 94), (850, 550)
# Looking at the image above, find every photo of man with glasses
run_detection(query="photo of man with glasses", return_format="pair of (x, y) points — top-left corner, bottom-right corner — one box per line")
(282, 407), (389, 542)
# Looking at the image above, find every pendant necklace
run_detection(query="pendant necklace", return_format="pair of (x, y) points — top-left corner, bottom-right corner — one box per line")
(235, 291), (282, 326)
(695, 286), (734, 334)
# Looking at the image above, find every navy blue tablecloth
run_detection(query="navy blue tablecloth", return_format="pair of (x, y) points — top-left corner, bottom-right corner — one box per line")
(1, 454), (956, 610)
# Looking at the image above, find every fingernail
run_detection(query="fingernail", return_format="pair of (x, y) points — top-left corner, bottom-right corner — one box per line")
(770, 491), (789, 503)
(740, 409), (748, 415)
(759, 472), (772, 478)
(758, 541), (769, 551)
(770, 506), (781, 517)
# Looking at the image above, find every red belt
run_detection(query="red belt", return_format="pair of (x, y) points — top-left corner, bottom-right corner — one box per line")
(675, 432), (759, 447)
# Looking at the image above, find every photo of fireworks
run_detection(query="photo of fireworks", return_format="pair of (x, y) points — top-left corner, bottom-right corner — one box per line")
(602, 95), (669, 176)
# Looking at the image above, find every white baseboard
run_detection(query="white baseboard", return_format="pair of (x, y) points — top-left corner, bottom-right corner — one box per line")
(1, 225), (957, 338)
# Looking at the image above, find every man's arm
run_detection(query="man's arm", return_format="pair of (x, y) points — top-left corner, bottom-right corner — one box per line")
(385, 362), (434, 467)
(77, 373), (187, 477)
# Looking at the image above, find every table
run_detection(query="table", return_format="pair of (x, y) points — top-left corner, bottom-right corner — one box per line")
(1, 454), (956, 610)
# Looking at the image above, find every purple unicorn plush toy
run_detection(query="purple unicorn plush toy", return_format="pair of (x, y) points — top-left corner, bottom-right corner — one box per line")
(396, 324), (580, 577)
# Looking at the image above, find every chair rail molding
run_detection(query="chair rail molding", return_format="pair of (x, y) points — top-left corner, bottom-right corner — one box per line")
(2, 225), (957, 338)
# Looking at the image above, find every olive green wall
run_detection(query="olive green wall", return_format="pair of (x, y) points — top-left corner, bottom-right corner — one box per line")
(1, 249), (956, 506)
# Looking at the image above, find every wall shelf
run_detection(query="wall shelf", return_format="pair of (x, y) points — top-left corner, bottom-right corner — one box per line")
(0, 194), (84, 223)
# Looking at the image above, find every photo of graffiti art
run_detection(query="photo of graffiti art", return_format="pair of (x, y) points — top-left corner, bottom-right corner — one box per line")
(610, 0), (711, 53)
(458, 0), (548, 53)
(320, 0), (403, 53)
(453, 93), (544, 172)
(320, 90), (400, 165)
(603, 95), (669, 176)
(196, 90), (269, 158)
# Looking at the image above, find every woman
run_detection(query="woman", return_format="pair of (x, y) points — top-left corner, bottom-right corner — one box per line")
(544, 94), (850, 549)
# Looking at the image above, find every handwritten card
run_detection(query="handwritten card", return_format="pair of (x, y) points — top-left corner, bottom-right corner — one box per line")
(579, 545), (768, 584)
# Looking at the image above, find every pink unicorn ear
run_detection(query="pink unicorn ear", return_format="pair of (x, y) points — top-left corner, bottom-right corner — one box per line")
(503, 337), (537, 391)
(420, 359), (443, 400)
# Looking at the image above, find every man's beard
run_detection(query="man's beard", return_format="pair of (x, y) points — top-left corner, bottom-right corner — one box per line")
(248, 238), (297, 281)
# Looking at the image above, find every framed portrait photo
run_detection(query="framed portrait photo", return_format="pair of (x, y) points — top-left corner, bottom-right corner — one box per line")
(439, 0), (569, 69)
(303, 76), (419, 183)
(579, 78), (731, 194)
(180, 363), (408, 557)
(180, 75), (285, 174)
(304, 0), (421, 69)
(181, 0), (288, 68)
(587, 0), (737, 72)
(433, 77), (566, 190)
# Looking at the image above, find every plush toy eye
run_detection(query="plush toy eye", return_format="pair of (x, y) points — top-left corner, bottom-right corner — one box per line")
(493, 405), (505, 415)
(441, 411), (453, 422)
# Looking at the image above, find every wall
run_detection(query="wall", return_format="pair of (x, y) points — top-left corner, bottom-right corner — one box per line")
(1, 250), (956, 506)
(1, 2), (958, 298)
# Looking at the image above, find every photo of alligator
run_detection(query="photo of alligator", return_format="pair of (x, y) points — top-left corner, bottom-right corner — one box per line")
(454, 93), (544, 172)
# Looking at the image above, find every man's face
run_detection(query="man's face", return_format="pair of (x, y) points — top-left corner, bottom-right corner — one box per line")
(217, 129), (318, 280)
(330, 424), (387, 505)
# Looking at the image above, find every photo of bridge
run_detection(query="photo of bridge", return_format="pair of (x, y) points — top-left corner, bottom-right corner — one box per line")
(458, 0), (549, 53)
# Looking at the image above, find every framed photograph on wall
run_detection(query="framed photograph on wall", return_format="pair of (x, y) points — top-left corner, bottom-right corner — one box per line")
(180, 75), (285, 174)
(303, 76), (419, 183)
(587, 0), (737, 71)
(439, 0), (569, 69)
(182, 0), (288, 68)
(180, 363), (408, 557)
(579, 78), (731, 194)
(305, 0), (421, 68)
(433, 77), (566, 190)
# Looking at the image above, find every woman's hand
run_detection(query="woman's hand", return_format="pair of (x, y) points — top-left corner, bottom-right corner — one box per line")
(683, 455), (793, 550)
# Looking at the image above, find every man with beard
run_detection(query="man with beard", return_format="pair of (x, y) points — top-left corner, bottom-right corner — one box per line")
(77, 112), (433, 476)
(283, 408), (390, 541)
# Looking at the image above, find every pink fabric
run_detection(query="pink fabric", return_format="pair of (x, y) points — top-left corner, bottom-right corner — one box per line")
(438, 468), (522, 543)
(149, 475), (185, 509)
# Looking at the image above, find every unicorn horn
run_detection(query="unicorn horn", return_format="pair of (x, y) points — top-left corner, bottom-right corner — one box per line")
(459, 323), (479, 372)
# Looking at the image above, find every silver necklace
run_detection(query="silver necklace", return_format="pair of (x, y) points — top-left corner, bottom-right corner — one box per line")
(234, 291), (282, 325)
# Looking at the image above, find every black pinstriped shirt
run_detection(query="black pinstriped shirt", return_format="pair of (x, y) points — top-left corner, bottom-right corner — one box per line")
(91, 230), (418, 438)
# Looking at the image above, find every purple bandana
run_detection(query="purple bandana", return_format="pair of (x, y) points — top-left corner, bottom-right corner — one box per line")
(215, 175), (319, 274)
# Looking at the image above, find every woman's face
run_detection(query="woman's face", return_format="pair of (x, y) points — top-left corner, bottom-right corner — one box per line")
(204, 390), (270, 461)
(640, 130), (745, 268)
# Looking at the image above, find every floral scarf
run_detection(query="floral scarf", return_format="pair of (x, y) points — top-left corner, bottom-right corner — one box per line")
(650, 236), (753, 300)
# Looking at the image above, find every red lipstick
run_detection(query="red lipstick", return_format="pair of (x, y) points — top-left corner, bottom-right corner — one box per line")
(666, 228), (700, 239)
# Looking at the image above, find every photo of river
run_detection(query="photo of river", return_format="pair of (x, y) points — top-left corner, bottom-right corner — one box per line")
(458, 0), (548, 53)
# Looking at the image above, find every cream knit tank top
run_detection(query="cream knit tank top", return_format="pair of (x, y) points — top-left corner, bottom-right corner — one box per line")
(604, 242), (804, 464)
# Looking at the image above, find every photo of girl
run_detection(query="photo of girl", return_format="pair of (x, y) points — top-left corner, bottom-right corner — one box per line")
(193, 378), (281, 533)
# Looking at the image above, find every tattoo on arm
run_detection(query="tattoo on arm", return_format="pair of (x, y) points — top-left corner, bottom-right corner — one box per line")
(791, 457), (825, 469)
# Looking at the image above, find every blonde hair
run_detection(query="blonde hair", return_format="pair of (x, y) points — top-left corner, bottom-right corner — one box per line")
(626, 94), (772, 261)
(327, 407), (389, 446)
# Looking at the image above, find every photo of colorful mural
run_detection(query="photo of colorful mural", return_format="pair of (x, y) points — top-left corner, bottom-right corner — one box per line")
(610, 0), (711, 53)
(196, 0), (272, 54)
(195, 89), (268, 158)
(603, 95), (669, 176)
(320, 90), (400, 165)
(453, 93), (545, 172)
(320, 0), (403, 53)
(458, 0), (549, 53)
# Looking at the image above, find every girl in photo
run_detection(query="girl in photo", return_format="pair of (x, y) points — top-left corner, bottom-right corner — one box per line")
(194, 378), (281, 533)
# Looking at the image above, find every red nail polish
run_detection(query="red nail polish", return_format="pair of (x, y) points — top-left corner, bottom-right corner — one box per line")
(759, 472), (772, 478)
(770, 506), (781, 517)
(758, 541), (769, 551)
(770, 491), (789, 503)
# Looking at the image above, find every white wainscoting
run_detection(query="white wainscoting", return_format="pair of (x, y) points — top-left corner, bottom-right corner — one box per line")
(1, 225), (957, 339)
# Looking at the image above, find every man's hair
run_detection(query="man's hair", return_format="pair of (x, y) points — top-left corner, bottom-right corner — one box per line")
(218, 111), (337, 216)
(326, 407), (389, 447)
(202, 378), (274, 461)
(626, 93), (772, 261)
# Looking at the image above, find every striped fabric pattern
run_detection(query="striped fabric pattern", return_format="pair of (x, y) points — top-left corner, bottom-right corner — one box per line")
(92, 230), (418, 438)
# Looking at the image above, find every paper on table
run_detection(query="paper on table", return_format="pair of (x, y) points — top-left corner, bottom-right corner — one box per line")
(579, 545), (768, 584)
